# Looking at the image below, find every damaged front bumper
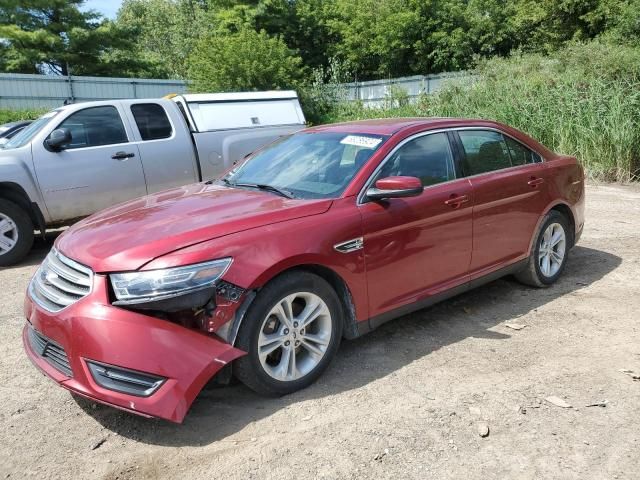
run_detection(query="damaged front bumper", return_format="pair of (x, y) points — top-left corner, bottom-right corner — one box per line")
(23, 274), (246, 423)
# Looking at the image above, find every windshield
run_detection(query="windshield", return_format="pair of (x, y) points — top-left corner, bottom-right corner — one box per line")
(3, 110), (60, 149)
(223, 132), (388, 199)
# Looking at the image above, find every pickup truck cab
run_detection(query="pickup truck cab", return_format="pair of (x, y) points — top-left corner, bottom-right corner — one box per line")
(0, 91), (305, 266)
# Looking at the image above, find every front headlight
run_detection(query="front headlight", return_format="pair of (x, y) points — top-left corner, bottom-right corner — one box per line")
(110, 258), (232, 306)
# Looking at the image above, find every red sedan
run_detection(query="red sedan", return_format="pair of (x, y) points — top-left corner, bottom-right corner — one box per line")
(23, 118), (585, 422)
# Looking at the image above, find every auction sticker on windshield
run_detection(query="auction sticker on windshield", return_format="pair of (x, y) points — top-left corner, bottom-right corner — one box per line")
(340, 135), (383, 149)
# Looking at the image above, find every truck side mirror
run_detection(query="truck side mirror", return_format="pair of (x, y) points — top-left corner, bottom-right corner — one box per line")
(46, 128), (72, 151)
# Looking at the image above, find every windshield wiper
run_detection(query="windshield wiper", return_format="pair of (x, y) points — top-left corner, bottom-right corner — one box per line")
(220, 178), (294, 199)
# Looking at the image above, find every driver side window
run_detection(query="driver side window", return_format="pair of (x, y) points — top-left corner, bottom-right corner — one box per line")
(378, 132), (455, 186)
(52, 106), (128, 149)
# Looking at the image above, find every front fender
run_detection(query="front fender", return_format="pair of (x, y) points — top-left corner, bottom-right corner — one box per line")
(142, 199), (368, 324)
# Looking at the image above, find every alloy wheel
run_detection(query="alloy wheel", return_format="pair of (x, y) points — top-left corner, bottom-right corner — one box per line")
(257, 292), (332, 381)
(538, 222), (566, 278)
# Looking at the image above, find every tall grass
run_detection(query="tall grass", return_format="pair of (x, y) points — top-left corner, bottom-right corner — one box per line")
(327, 42), (640, 182)
(0, 108), (45, 125)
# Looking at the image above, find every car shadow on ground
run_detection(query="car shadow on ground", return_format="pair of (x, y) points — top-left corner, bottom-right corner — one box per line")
(72, 245), (620, 446)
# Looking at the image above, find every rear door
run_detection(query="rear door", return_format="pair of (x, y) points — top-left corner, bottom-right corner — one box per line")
(124, 102), (199, 193)
(359, 131), (473, 318)
(453, 129), (551, 275)
(32, 104), (147, 221)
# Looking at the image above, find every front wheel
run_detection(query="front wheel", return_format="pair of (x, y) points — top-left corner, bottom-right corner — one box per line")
(516, 210), (570, 287)
(234, 271), (343, 396)
(0, 199), (34, 267)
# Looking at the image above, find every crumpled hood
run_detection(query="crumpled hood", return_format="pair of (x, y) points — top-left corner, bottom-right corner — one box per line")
(56, 183), (332, 272)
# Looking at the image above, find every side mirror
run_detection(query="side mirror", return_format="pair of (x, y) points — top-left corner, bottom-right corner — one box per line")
(45, 128), (72, 151)
(366, 176), (423, 200)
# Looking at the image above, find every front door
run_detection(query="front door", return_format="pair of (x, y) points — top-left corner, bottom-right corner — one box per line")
(359, 132), (473, 319)
(32, 105), (147, 221)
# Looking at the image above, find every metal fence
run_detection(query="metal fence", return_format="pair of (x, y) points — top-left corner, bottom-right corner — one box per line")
(343, 72), (475, 107)
(0, 71), (473, 111)
(0, 73), (188, 110)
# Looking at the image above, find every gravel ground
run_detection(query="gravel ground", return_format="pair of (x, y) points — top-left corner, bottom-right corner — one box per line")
(1, 184), (639, 480)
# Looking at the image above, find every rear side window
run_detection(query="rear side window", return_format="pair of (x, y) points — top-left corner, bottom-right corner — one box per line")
(458, 130), (511, 175)
(505, 136), (541, 165)
(54, 106), (127, 149)
(131, 103), (172, 141)
(378, 132), (455, 187)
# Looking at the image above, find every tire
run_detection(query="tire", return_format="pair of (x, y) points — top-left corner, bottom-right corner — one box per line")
(234, 271), (343, 396)
(0, 199), (34, 267)
(515, 210), (570, 287)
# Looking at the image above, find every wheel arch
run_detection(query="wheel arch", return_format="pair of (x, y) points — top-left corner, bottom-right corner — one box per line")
(548, 203), (576, 247)
(527, 201), (577, 255)
(227, 263), (360, 346)
(0, 181), (46, 236)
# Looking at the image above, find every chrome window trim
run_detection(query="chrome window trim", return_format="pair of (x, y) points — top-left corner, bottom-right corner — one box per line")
(356, 126), (545, 205)
(453, 126), (546, 160)
(357, 128), (455, 205)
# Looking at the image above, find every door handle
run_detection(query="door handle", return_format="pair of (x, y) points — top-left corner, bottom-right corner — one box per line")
(111, 151), (135, 160)
(528, 177), (544, 187)
(444, 194), (469, 207)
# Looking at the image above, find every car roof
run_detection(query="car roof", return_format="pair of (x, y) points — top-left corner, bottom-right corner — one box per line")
(306, 117), (511, 135)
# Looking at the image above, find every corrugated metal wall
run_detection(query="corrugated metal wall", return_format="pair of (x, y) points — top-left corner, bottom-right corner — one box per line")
(0, 71), (473, 111)
(343, 72), (475, 107)
(0, 73), (188, 110)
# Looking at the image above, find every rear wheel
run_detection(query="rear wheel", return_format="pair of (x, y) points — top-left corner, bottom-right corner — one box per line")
(0, 199), (34, 267)
(234, 271), (343, 396)
(516, 210), (569, 287)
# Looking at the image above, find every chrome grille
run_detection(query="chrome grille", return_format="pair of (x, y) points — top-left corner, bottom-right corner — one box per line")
(29, 249), (93, 313)
(28, 326), (72, 377)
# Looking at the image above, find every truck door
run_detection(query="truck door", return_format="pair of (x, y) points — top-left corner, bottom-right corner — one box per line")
(123, 102), (199, 193)
(32, 105), (147, 221)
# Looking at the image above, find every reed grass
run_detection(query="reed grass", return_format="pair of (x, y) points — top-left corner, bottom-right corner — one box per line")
(328, 42), (640, 182)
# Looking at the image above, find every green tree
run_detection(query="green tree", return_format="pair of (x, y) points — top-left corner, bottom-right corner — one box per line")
(510, 0), (606, 53)
(116, 0), (210, 78)
(0, 0), (146, 75)
(253, 0), (338, 71)
(598, 0), (640, 44)
(187, 27), (305, 91)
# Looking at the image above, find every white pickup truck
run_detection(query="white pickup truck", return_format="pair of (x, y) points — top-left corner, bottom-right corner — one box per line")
(0, 91), (306, 266)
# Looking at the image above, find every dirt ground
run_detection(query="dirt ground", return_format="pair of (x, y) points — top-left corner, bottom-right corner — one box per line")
(0, 184), (639, 480)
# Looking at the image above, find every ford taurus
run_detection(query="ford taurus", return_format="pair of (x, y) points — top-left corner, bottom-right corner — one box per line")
(23, 118), (585, 422)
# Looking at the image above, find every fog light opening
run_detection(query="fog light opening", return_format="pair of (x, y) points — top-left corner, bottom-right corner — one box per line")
(86, 360), (166, 397)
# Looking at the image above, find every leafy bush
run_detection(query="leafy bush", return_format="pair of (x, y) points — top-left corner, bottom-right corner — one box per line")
(188, 28), (304, 93)
(325, 42), (640, 182)
(298, 58), (351, 125)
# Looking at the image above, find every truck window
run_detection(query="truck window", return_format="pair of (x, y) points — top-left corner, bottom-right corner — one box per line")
(53, 106), (128, 149)
(131, 104), (173, 141)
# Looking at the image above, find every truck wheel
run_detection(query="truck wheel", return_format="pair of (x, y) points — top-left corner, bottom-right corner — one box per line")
(515, 210), (570, 288)
(234, 271), (343, 396)
(0, 199), (34, 267)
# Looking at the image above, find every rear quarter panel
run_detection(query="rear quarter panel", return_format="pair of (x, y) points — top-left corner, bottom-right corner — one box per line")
(543, 154), (585, 242)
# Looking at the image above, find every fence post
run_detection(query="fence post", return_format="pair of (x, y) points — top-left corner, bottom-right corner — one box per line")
(67, 75), (75, 104)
